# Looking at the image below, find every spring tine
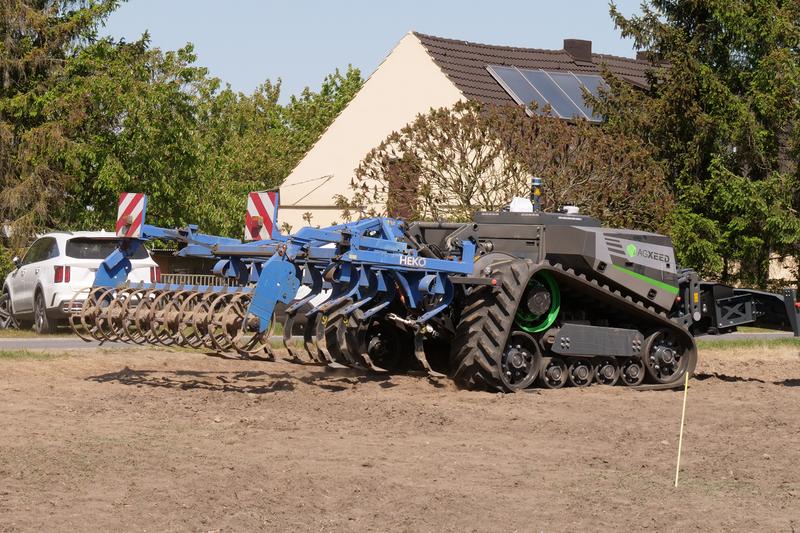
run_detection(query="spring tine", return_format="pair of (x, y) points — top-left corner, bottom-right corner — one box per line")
(142, 288), (165, 345)
(191, 289), (213, 349)
(335, 316), (366, 370)
(303, 312), (324, 363)
(206, 292), (229, 353)
(220, 295), (246, 357)
(314, 313), (340, 365)
(413, 331), (445, 378)
(282, 313), (301, 361)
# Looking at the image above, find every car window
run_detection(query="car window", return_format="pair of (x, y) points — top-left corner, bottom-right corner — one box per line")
(65, 238), (149, 260)
(21, 237), (57, 265)
(45, 239), (60, 260)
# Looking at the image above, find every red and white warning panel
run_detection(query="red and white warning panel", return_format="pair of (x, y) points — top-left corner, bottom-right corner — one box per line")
(115, 192), (147, 238)
(244, 191), (279, 241)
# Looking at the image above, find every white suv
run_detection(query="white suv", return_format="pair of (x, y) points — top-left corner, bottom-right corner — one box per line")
(2, 231), (159, 333)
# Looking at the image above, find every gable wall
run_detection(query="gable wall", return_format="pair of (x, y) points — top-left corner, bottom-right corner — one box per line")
(278, 32), (463, 230)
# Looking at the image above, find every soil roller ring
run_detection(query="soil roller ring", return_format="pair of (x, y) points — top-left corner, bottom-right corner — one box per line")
(621, 358), (645, 386)
(98, 287), (128, 342)
(160, 290), (193, 346)
(119, 287), (150, 344)
(207, 292), (244, 353)
(106, 287), (136, 342)
(101, 287), (139, 343)
(567, 359), (593, 387)
(643, 330), (689, 384)
(149, 290), (179, 347)
(68, 288), (97, 342)
(499, 331), (542, 391)
(87, 288), (119, 342)
(538, 356), (568, 389)
(176, 291), (207, 349)
(196, 291), (222, 349)
(226, 295), (275, 360)
(131, 288), (160, 345)
(198, 291), (226, 350)
(594, 357), (620, 386)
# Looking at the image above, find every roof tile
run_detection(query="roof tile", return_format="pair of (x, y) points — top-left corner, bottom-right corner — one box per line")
(413, 32), (652, 104)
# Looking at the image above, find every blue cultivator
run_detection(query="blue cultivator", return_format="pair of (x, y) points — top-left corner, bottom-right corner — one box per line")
(70, 192), (483, 375)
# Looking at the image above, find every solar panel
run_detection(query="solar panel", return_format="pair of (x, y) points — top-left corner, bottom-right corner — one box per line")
(487, 65), (607, 122)
(520, 70), (586, 119)
(486, 66), (548, 112)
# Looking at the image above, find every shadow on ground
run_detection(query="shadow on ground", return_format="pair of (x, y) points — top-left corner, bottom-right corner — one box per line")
(694, 371), (799, 387)
(86, 365), (447, 394)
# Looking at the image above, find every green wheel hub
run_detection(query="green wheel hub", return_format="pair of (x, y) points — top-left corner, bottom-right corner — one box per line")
(515, 271), (560, 333)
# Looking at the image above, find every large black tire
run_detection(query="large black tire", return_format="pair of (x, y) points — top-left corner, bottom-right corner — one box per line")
(34, 290), (56, 334)
(450, 257), (536, 391)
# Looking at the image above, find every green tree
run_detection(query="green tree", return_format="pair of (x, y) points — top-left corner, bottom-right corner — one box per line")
(340, 101), (672, 232)
(1, 0), (363, 245)
(601, 0), (800, 287)
(0, 0), (120, 246)
(62, 37), (214, 231)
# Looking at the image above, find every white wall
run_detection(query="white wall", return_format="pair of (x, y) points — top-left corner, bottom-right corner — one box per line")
(277, 32), (464, 231)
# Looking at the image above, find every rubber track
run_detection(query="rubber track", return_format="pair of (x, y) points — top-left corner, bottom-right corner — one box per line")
(450, 258), (537, 390)
(450, 259), (698, 392)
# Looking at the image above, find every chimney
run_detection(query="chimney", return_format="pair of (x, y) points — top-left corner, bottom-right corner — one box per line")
(563, 39), (592, 62)
(636, 51), (653, 61)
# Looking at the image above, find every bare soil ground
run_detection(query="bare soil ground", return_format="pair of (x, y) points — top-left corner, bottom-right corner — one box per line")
(0, 344), (798, 532)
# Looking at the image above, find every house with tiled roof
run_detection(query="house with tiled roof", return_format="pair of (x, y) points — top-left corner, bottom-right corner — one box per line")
(278, 32), (653, 230)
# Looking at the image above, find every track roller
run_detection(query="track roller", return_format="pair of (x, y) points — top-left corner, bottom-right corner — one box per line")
(620, 358), (645, 386)
(538, 356), (568, 389)
(594, 358), (620, 386)
(567, 359), (593, 387)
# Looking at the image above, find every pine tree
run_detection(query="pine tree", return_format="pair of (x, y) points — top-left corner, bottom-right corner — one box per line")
(0, 0), (119, 244)
(601, 1), (800, 287)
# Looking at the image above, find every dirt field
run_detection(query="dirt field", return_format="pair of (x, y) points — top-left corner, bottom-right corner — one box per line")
(1, 343), (798, 532)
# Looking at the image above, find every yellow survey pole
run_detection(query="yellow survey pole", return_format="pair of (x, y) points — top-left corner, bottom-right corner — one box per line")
(674, 371), (690, 487)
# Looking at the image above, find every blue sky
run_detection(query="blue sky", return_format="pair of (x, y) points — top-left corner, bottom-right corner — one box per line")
(100, 0), (644, 100)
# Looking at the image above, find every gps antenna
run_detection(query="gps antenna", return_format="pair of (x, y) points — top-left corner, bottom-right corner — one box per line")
(530, 176), (542, 212)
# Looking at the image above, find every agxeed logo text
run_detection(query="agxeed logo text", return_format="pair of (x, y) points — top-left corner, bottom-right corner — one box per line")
(626, 244), (670, 263)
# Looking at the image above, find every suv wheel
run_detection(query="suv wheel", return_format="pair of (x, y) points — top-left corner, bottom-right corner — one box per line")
(0, 289), (19, 329)
(34, 290), (56, 334)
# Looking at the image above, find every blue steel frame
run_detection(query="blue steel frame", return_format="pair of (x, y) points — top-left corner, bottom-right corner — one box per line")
(93, 194), (480, 337)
